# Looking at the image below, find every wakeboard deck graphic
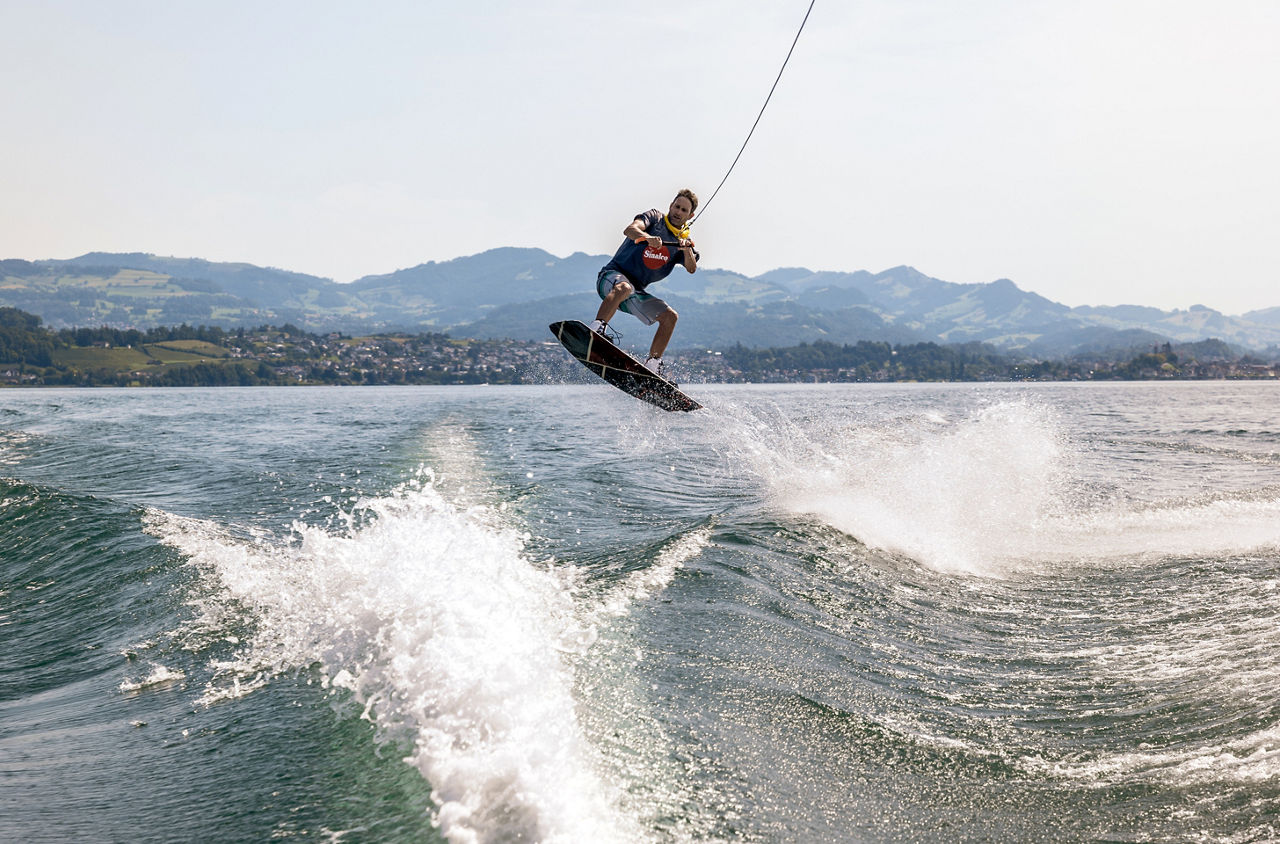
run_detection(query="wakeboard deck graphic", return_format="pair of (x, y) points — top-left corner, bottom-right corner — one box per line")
(549, 320), (702, 412)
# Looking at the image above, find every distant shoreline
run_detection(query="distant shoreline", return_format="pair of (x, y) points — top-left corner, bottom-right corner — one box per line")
(3, 308), (1277, 389)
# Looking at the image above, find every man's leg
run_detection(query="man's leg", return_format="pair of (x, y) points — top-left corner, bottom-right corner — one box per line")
(595, 278), (634, 325)
(648, 306), (678, 359)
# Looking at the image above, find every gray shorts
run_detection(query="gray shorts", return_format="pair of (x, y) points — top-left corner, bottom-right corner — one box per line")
(596, 269), (670, 326)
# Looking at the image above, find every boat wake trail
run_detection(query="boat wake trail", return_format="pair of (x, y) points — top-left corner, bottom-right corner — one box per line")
(144, 469), (637, 844)
(708, 396), (1280, 575)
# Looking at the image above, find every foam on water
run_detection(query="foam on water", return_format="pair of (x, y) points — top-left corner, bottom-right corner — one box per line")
(118, 664), (186, 693)
(592, 527), (712, 618)
(717, 397), (1280, 574)
(1025, 721), (1280, 787)
(143, 470), (641, 843)
(1041, 495), (1280, 563)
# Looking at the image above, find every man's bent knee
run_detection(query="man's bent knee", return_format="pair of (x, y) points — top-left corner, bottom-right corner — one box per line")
(658, 307), (678, 326)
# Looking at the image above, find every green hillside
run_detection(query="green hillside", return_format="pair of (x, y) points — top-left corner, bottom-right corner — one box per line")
(4, 250), (1280, 354)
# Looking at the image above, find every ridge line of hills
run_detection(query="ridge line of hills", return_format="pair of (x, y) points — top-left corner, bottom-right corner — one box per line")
(2, 249), (1278, 358)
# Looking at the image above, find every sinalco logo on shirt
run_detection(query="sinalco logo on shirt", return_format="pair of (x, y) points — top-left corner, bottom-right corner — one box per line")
(641, 244), (670, 270)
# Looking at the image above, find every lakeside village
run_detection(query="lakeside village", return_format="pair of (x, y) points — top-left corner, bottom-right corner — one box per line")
(1, 308), (1278, 388)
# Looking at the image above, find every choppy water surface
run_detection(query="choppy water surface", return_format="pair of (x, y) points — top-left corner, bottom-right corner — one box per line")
(2, 382), (1278, 842)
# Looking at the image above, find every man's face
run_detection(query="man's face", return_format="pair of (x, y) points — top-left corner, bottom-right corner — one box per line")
(668, 196), (694, 227)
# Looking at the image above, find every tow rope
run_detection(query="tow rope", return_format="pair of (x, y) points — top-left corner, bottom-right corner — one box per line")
(694, 0), (818, 224)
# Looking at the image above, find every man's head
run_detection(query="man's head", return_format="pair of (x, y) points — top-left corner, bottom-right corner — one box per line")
(669, 189), (698, 227)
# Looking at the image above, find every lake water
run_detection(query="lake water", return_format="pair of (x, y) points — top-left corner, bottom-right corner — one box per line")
(2, 382), (1278, 842)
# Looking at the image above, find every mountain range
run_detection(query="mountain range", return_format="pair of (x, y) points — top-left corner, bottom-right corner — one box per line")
(2, 250), (1278, 357)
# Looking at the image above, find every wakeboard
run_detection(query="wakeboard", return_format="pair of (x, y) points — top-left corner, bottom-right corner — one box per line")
(549, 320), (702, 412)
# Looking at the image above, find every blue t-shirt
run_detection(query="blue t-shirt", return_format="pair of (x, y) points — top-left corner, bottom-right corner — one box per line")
(601, 209), (687, 293)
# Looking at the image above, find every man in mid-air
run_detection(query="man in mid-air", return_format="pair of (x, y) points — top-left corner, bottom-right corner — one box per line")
(590, 189), (700, 378)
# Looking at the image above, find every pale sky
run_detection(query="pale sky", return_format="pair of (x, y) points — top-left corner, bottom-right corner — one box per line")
(3, 0), (1277, 315)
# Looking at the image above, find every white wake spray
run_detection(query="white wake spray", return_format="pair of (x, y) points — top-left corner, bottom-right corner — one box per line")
(727, 399), (1071, 574)
(717, 397), (1280, 575)
(144, 470), (639, 843)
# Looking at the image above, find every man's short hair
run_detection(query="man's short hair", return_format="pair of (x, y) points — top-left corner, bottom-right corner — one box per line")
(675, 188), (699, 213)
